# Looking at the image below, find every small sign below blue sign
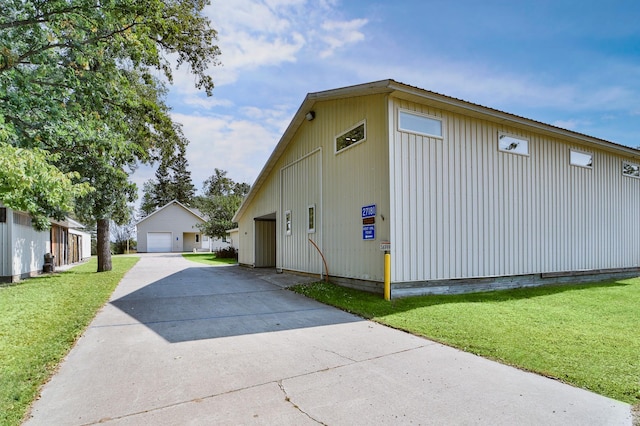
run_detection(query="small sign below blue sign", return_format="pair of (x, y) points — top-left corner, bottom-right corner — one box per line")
(362, 204), (376, 218)
(363, 225), (375, 240)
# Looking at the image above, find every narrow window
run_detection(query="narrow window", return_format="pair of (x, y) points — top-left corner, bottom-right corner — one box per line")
(0, 207), (5, 223)
(307, 205), (316, 233)
(622, 161), (640, 178)
(285, 210), (292, 235)
(570, 150), (593, 168)
(336, 121), (366, 153)
(498, 133), (529, 156)
(399, 110), (443, 138)
(195, 234), (200, 243)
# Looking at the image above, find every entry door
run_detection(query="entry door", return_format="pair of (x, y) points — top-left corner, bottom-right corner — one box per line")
(280, 151), (321, 274)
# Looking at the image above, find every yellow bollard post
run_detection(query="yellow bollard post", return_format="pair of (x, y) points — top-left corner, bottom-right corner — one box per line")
(384, 251), (391, 301)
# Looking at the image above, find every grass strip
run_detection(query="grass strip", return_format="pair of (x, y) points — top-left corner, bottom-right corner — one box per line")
(0, 256), (139, 426)
(182, 253), (237, 266)
(291, 278), (640, 405)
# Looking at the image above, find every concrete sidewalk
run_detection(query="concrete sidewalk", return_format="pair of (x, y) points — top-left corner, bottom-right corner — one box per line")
(24, 254), (632, 425)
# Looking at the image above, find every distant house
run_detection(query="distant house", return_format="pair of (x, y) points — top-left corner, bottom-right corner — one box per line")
(136, 200), (230, 253)
(232, 79), (640, 297)
(226, 228), (240, 250)
(1, 204), (91, 283)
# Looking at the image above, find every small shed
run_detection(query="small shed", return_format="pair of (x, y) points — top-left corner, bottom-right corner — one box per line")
(1, 205), (91, 283)
(233, 79), (640, 296)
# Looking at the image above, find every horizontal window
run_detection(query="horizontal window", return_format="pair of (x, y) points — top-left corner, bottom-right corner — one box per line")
(336, 121), (366, 153)
(399, 110), (442, 138)
(570, 150), (593, 168)
(498, 133), (529, 156)
(622, 161), (640, 178)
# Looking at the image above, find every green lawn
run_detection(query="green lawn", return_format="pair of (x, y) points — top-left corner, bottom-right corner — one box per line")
(182, 252), (238, 266)
(291, 278), (640, 406)
(0, 256), (139, 426)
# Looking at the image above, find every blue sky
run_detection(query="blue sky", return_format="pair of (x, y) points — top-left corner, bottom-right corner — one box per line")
(133, 0), (640, 201)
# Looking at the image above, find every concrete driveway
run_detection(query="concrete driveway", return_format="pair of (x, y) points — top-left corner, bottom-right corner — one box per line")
(25, 254), (632, 425)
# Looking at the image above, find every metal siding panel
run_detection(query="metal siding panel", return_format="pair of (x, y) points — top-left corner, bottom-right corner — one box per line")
(281, 151), (321, 273)
(12, 218), (48, 276)
(390, 97), (640, 283)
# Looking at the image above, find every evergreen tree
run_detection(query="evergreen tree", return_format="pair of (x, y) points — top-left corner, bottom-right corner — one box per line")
(139, 141), (195, 217)
(139, 180), (158, 217)
(153, 161), (174, 207)
(170, 143), (196, 205)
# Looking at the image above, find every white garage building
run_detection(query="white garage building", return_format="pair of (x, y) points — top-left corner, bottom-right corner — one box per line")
(136, 200), (230, 253)
(233, 80), (640, 297)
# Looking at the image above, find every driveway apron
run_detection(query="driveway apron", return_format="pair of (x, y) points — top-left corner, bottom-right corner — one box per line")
(24, 254), (632, 425)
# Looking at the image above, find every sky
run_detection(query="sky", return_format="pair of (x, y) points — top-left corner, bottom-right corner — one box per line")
(132, 0), (640, 206)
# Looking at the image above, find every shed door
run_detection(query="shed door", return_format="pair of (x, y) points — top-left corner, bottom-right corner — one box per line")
(147, 232), (172, 252)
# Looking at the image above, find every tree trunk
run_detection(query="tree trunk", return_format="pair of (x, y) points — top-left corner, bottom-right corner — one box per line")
(96, 218), (112, 272)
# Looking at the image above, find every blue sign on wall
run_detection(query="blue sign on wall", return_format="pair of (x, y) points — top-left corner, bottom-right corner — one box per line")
(363, 225), (375, 240)
(361, 204), (376, 218)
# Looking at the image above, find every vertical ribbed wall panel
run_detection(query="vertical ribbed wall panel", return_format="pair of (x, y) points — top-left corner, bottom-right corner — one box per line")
(390, 97), (640, 282)
(281, 150), (321, 274)
(0, 222), (8, 277)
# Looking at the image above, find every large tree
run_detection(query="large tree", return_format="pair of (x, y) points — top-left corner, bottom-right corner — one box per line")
(195, 169), (250, 239)
(0, 144), (91, 230)
(0, 0), (220, 271)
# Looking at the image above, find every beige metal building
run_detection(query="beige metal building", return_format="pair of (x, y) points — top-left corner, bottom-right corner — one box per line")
(233, 80), (640, 296)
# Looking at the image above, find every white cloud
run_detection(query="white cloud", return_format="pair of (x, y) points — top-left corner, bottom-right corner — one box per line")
(171, 112), (284, 189)
(182, 96), (234, 110)
(318, 18), (368, 58)
(198, 0), (369, 86)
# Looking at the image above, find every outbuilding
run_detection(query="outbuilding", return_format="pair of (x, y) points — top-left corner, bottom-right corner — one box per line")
(1, 204), (91, 283)
(136, 200), (230, 253)
(233, 79), (640, 297)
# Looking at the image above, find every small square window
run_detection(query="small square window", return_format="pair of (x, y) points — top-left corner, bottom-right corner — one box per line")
(498, 133), (529, 156)
(398, 110), (443, 138)
(307, 205), (315, 233)
(570, 150), (593, 168)
(284, 210), (292, 235)
(336, 121), (366, 153)
(622, 161), (640, 178)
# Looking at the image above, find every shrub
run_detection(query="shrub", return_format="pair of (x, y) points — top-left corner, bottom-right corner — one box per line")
(215, 246), (237, 259)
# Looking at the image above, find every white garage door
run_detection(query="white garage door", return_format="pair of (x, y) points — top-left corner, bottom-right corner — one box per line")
(147, 232), (172, 252)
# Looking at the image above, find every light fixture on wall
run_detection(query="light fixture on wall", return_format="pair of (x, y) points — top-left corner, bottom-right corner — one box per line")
(305, 111), (316, 121)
